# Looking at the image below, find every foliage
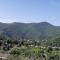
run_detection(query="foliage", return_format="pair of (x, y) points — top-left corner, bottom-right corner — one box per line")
(10, 47), (21, 55)
(47, 47), (53, 53)
(0, 22), (60, 40)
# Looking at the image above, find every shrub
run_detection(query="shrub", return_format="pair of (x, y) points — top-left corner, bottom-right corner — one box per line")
(55, 48), (60, 51)
(47, 47), (53, 53)
(10, 47), (21, 55)
(6, 39), (12, 44)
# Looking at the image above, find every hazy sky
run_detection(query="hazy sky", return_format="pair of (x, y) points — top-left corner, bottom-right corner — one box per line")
(0, 0), (60, 26)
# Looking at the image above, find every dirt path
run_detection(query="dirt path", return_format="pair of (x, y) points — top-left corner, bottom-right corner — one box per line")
(0, 53), (10, 59)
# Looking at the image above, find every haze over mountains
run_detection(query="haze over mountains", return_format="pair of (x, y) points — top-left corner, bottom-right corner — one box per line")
(0, 22), (60, 40)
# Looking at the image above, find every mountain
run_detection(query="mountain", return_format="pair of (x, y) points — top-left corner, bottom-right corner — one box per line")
(0, 22), (60, 40)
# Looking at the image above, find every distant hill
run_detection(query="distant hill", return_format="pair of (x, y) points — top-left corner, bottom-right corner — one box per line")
(0, 22), (60, 40)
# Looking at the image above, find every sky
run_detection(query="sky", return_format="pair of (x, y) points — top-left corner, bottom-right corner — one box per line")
(0, 0), (60, 26)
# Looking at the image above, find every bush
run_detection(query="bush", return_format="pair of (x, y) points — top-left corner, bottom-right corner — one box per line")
(55, 48), (60, 51)
(10, 47), (21, 55)
(6, 39), (12, 44)
(47, 47), (53, 53)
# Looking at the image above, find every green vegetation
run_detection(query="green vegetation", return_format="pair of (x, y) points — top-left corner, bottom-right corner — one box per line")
(0, 35), (59, 60)
(7, 47), (60, 60)
(0, 22), (60, 40)
(0, 22), (60, 60)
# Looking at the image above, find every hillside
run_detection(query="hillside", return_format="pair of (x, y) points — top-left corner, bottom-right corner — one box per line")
(0, 22), (60, 40)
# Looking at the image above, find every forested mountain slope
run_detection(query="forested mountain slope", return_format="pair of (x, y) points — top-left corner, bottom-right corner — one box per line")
(0, 22), (60, 40)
